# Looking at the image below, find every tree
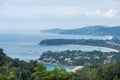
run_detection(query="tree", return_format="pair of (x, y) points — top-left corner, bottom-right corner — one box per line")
(0, 73), (5, 80)
(113, 75), (120, 80)
(32, 62), (46, 80)
(95, 62), (120, 80)
(7, 72), (15, 80)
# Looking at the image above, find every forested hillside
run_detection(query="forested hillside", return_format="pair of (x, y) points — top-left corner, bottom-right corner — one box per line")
(40, 38), (120, 51)
(0, 48), (76, 80)
(41, 26), (120, 36)
(1, 48), (120, 80)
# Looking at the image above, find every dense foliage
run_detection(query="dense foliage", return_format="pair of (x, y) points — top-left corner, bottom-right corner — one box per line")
(0, 48), (78, 80)
(40, 38), (120, 50)
(40, 39), (106, 46)
(75, 62), (120, 80)
(1, 48), (120, 80)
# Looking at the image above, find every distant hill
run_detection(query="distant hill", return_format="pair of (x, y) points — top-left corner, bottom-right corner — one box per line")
(41, 28), (63, 34)
(40, 26), (120, 36)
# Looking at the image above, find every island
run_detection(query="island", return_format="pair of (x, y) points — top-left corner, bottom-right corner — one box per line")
(39, 37), (120, 51)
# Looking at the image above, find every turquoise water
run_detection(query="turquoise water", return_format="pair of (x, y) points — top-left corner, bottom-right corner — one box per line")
(0, 33), (112, 70)
(44, 63), (74, 72)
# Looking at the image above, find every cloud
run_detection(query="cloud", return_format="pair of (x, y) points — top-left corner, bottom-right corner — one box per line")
(85, 8), (118, 18)
(0, 0), (120, 33)
(103, 8), (117, 18)
(0, 0), (9, 8)
(85, 9), (102, 16)
(0, 0), (119, 18)
(0, 6), (83, 18)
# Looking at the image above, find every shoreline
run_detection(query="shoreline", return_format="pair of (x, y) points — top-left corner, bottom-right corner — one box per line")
(39, 61), (83, 72)
(104, 47), (119, 52)
(72, 66), (83, 73)
(40, 43), (119, 52)
(39, 61), (76, 67)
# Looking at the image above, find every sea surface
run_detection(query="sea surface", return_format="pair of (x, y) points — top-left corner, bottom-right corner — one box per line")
(0, 33), (112, 71)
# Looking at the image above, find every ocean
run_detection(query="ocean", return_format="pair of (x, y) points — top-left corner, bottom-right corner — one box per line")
(0, 33), (111, 71)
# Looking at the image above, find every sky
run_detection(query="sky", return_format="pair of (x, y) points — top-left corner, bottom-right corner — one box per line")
(0, 0), (120, 33)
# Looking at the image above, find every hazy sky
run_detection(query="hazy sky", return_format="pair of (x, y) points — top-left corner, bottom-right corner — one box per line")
(0, 0), (120, 33)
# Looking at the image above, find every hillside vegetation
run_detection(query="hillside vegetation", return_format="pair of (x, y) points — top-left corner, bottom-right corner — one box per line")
(40, 37), (120, 51)
(0, 48), (120, 80)
(41, 26), (120, 36)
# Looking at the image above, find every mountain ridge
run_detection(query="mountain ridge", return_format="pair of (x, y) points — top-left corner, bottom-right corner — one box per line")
(40, 25), (120, 36)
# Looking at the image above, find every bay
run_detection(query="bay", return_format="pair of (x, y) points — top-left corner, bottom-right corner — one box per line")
(0, 33), (112, 70)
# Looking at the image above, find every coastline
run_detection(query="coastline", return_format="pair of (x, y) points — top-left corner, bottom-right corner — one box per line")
(40, 43), (119, 52)
(39, 60), (75, 67)
(39, 61), (83, 72)
(80, 45), (119, 52)
(104, 47), (119, 52)
(72, 66), (83, 73)
(79, 45), (119, 52)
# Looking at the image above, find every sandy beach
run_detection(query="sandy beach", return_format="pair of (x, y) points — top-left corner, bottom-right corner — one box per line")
(72, 66), (83, 73)
(104, 47), (119, 52)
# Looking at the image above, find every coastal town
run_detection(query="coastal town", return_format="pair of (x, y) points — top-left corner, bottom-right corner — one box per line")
(39, 50), (120, 66)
